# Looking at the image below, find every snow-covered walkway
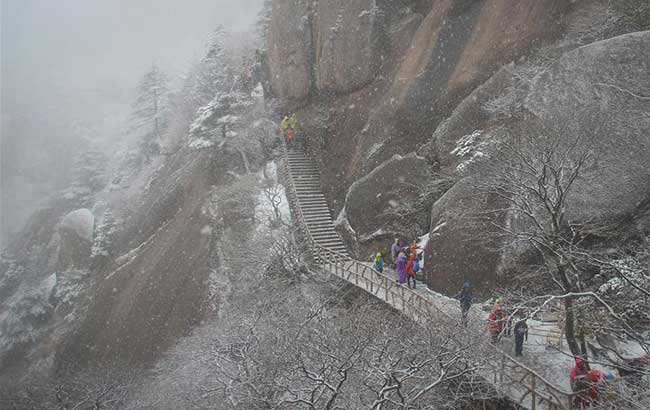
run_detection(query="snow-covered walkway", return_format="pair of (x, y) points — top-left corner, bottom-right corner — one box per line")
(280, 145), (577, 410)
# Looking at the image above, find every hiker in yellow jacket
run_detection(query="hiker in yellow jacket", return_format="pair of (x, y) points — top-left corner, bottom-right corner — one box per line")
(280, 116), (289, 136)
(289, 113), (300, 137)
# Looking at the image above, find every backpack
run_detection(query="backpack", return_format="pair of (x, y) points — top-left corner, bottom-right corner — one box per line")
(413, 258), (420, 273)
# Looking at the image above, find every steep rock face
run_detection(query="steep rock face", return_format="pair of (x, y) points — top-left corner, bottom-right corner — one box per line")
(424, 31), (650, 294)
(68, 151), (214, 366)
(425, 179), (506, 294)
(57, 209), (94, 271)
(0, 202), (96, 381)
(267, 0), (567, 211)
(314, 0), (384, 94)
(524, 30), (650, 219)
(357, 0), (567, 172)
(267, 0), (313, 100)
(339, 154), (436, 256)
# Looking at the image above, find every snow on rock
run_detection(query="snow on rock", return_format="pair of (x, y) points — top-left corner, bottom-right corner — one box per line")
(188, 138), (215, 150)
(217, 114), (239, 124)
(60, 209), (94, 242)
(450, 130), (493, 175)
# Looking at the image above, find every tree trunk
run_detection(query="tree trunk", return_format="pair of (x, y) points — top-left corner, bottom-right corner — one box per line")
(238, 149), (251, 174)
(563, 296), (582, 357)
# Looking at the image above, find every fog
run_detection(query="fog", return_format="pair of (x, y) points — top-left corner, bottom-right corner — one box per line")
(1, 0), (264, 247)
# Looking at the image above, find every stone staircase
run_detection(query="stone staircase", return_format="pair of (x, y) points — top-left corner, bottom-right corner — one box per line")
(285, 147), (349, 257)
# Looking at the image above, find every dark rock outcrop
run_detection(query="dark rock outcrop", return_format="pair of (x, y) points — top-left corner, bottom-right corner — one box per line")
(267, 0), (313, 100)
(339, 153), (438, 257)
(314, 0), (385, 94)
(57, 209), (94, 271)
(524, 30), (650, 220)
(423, 31), (650, 293)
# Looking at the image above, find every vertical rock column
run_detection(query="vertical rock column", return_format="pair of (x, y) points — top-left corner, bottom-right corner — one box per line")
(267, 0), (313, 101)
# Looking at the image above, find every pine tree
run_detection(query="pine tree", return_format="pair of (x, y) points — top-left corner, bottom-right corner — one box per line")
(196, 26), (231, 104)
(130, 65), (171, 160)
(255, 0), (273, 44)
(91, 208), (117, 259)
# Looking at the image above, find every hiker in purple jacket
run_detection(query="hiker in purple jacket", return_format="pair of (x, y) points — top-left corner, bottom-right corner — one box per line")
(395, 252), (408, 284)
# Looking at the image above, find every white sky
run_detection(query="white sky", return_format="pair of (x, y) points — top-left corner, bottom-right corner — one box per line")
(2, 0), (264, 115)
(0, 0), (264, 245)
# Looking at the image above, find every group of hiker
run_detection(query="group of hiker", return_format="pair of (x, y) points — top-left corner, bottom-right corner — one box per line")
(457, 287), (530, 356)
(375, 238), (423, 289)
(280, 114), (301, 147)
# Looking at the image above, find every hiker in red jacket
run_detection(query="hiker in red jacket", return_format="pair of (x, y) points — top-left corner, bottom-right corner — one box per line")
(405, 252), (416, 289)
(487, 299), (506, 343)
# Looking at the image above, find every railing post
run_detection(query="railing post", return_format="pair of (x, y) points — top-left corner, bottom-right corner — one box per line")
(530, 375), (536, 410)
(500, 355), (504, 383)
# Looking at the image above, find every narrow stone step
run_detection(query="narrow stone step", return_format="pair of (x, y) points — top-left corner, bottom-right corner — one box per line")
(314, 242), (343, 251)
(300, 203), (329, 208)
(313, 236), (343, 244)
(297, 194), (326, 199)
(302, 207), (329, 212)
(289, 163), (318, 167)
(301, 205), (329, 211)
(305, 217), (333, 224)
(294, 181), (321, 185)
(301, 203), (329, 207)
(303, 208), (331, 214)
(305, 220), (336, 227)
(309, 229), (341, 241)
(313, 235), (342, 241)
(310, 226), (338, 232)
(290, 169), (319, 174)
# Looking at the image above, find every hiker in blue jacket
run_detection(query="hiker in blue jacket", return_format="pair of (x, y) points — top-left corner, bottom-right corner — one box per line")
(455, 281), (473, 327)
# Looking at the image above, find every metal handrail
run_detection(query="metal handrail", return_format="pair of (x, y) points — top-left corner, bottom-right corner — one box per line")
(280, 139), (576, 410)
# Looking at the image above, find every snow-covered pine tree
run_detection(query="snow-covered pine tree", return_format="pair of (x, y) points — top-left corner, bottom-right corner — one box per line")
(195, 26), (231, 105)
(130, 65), (171, 161)
(91, 208), (117, 259)
(255, 0), (273, 44)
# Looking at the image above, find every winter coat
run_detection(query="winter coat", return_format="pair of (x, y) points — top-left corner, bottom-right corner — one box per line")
(570, 359), (590, 382)
(406, 253), (416, 276)
(456, 289), (473, 307)
(570, 358), (591, 396)
(412, 257), (420, 273)
(280, 117), (289, 131)
(391, 242), (400, 260)
(289, 114), (298, 131)
(395, 254), (407, 284)
(487, 309), (505, 333)
(373, 253), (384, 271)
(587, 369), (604, 400)
(514, 319), (528, 340)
